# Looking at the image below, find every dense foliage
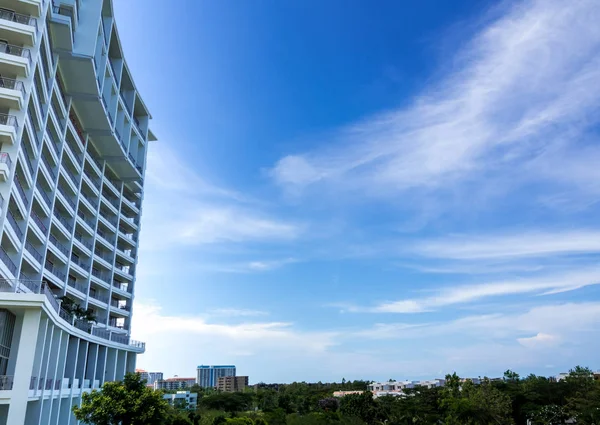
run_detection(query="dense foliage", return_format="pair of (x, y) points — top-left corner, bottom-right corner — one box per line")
(75, 367), (600, 425)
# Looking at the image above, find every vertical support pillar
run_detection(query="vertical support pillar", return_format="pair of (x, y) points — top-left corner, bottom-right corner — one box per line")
(7, 308), (41, 425)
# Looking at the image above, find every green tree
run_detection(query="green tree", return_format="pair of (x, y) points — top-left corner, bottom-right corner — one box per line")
(339, 392), (379, 424)
(225, 418), (254, 425)
(441, 376), (514, 425)
(201, 392), (254, 416)
(72, 373), (170, 425)
(565, 366), (600, 425)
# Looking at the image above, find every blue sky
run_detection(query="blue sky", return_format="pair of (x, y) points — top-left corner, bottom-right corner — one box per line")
(114, 0), (600, 383)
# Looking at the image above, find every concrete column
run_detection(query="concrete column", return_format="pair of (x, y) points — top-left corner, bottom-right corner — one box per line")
(7, 308), (42, 425)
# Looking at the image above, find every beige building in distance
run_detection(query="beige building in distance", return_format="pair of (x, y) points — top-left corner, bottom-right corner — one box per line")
(217, 375), (249, 392)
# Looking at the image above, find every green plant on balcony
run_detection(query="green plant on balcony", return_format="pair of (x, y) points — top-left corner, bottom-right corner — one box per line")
(59, 296), (97, 323)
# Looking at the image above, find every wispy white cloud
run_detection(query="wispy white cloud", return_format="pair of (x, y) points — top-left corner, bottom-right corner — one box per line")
(132, 302), (339, 379)
(411, 230), (600, 260)
(347, 267), (600, 313)
(517, 333), (560, 348)
(141, 145), (302, 250)
(207, 308), (269, 317)
(270, 0), (600, 208)
(357, 302), (600, 343)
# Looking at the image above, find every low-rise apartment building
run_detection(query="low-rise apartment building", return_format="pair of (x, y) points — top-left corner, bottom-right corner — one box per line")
(217, 375), (249, 392)
(154, 377), (196, 391)
(163, 391), (198, 410)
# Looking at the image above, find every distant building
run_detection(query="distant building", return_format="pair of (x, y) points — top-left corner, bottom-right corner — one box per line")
(253, 383), (282, 391)
(155, 377), (196, 391)
(368, 379), (445, 393)
(217, 376), (249, 392)
(197, 365), (236, 388)
(136, 369), (164, 385)
(164, 391), (198, 410)
(333, 391), (365, 397)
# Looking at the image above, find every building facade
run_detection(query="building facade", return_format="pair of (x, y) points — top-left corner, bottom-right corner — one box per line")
(154, 377), (196, 391)
(197, 365), (236, 388)
(136, 368), (163, 385)
(163, 391), (198, 410)
(0, 0), (155, 423)
(216, 375), (248, 393)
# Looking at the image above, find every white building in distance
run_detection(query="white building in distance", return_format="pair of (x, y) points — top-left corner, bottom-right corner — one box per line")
(163, 391), (198, 410)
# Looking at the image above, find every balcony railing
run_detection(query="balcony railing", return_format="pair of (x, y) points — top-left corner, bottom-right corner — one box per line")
(89, 291), (108, 304)
(122, 196), (139, 211)
(47, 131), (62, 155)
(115, 263), (131, 275)
(2, 281), (146, 350)
(0, 278), (39, 293)
(49, 234), (69, 257)
(14, 176), (29, 208)
(0, 76), (25, 97)
(70, 255), (89, 271)
(91, 268), (111, 283)
(84, 173), (101, 190)
(117, 247), (134, 260)
(30, 210), (47, 234)
(110, 332), (127, 344)
(107, 178), (121, 191)
(21, 144), (34, 177)
(6, 210), (23, 240)
(120, 231), (136, 243)
(74, 231), (92, 250)
(57, 185), (76, 210)
(82, 191), (98, 209)
(77, 210), (96, 229)
(67, 278), (87, 294)
(111, 299), (130, 311)
(0, 246), (17, 275)
(45, 261), (66, 281)
(25, 241), (42, 263)
(36, 184), (51, 207)
(0, 113), (17, 129)
(42, 155), (56, 180)
(103, 195), (119, 210)
(0, 152), (12, 169)
(109, 59), (118, 79)
(0, 9), (37, 27)
(69, 110), (85, 145)
(62, 165), (79, 187)
(121, 92), (132, 115)
(95, 250), (112, 263)
(121, 215), (139, 227)
(74, 317), (92, 332)
(113, 281), (130, 294)
(53, 211), (73, 233)
(99, 211), (117, 226)
(92, 327), (110, 339)
(108, 319), (128, 330)
(97, 228), (114, 245)
(0, 376), (14, 391)
(0, 42), (31, 64)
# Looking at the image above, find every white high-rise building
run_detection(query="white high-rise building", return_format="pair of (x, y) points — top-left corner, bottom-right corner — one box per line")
(0, 0), (155, 423)
(197, 365), (236, 388)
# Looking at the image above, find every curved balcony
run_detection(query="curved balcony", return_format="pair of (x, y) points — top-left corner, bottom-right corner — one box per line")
(0, 9), (37, 46)
(0, 281), (144, 352)
(0, 151), (12, 180)
(0, 42), (31, 77)
(0, 77), (25, 109)
(0, 113), (17, 144)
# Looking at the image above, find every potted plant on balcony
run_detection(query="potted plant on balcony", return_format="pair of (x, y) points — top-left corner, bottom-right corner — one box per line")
(59, 296), (97, 324)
